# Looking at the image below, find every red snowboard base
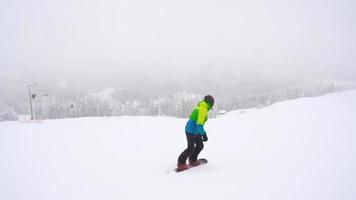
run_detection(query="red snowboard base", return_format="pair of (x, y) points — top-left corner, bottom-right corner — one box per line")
(175, 158), (208, 172)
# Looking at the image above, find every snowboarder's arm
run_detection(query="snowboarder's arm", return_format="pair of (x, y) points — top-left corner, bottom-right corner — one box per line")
(196, 107), (208, 134)
(196, 107), (208, 125)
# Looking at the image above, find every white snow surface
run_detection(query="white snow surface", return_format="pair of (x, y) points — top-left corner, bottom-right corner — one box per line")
(1, 90), (356, 200)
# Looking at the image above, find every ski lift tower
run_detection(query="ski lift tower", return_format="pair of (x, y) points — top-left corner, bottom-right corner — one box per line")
(25, 82), (37, 120)
(0, 77), (37, 120)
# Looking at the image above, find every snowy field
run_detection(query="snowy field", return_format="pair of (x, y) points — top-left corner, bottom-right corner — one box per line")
(1, 90), (356, 200)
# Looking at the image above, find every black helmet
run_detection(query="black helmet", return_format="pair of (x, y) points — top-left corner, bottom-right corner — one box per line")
(204, 95), (214, 107)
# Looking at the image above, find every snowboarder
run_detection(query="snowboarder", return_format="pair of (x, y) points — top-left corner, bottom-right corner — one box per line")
(177, 95), (214, 171)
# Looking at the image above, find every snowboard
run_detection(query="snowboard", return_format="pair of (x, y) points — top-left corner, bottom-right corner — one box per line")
(175, 158), (208, 172)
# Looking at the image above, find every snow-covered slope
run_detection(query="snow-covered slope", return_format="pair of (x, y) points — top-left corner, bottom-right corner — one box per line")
(1, 90), (356, 200)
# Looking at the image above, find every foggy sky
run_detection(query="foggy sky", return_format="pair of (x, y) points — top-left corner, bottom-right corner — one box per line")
(1, 0), (356, 95)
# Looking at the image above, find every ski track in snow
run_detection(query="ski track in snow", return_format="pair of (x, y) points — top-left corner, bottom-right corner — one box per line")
(1, 90), (356, 200)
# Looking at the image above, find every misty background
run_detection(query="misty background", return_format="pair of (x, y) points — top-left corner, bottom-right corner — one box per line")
(1, 0), (356, 120)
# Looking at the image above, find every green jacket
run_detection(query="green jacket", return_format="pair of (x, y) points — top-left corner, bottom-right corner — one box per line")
(185, 100), (211, 135)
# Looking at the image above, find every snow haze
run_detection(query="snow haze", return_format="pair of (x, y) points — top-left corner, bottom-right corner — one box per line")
(1, 0), (356, 87)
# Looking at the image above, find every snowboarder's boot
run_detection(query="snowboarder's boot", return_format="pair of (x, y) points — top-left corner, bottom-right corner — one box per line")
(177, 163), (189, 172)
(189, 159), (201, 167)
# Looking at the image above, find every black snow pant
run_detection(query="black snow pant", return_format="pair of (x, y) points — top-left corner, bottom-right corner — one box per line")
(178, 132), (204, 164)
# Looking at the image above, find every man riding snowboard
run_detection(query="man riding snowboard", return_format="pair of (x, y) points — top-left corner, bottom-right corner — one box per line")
(177, 95), (214, 171)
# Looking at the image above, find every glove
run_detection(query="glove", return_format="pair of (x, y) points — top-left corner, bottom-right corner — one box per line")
(202, 134), (208, 142)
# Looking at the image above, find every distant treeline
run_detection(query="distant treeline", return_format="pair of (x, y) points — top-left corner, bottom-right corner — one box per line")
(1, 80), (356, 121)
